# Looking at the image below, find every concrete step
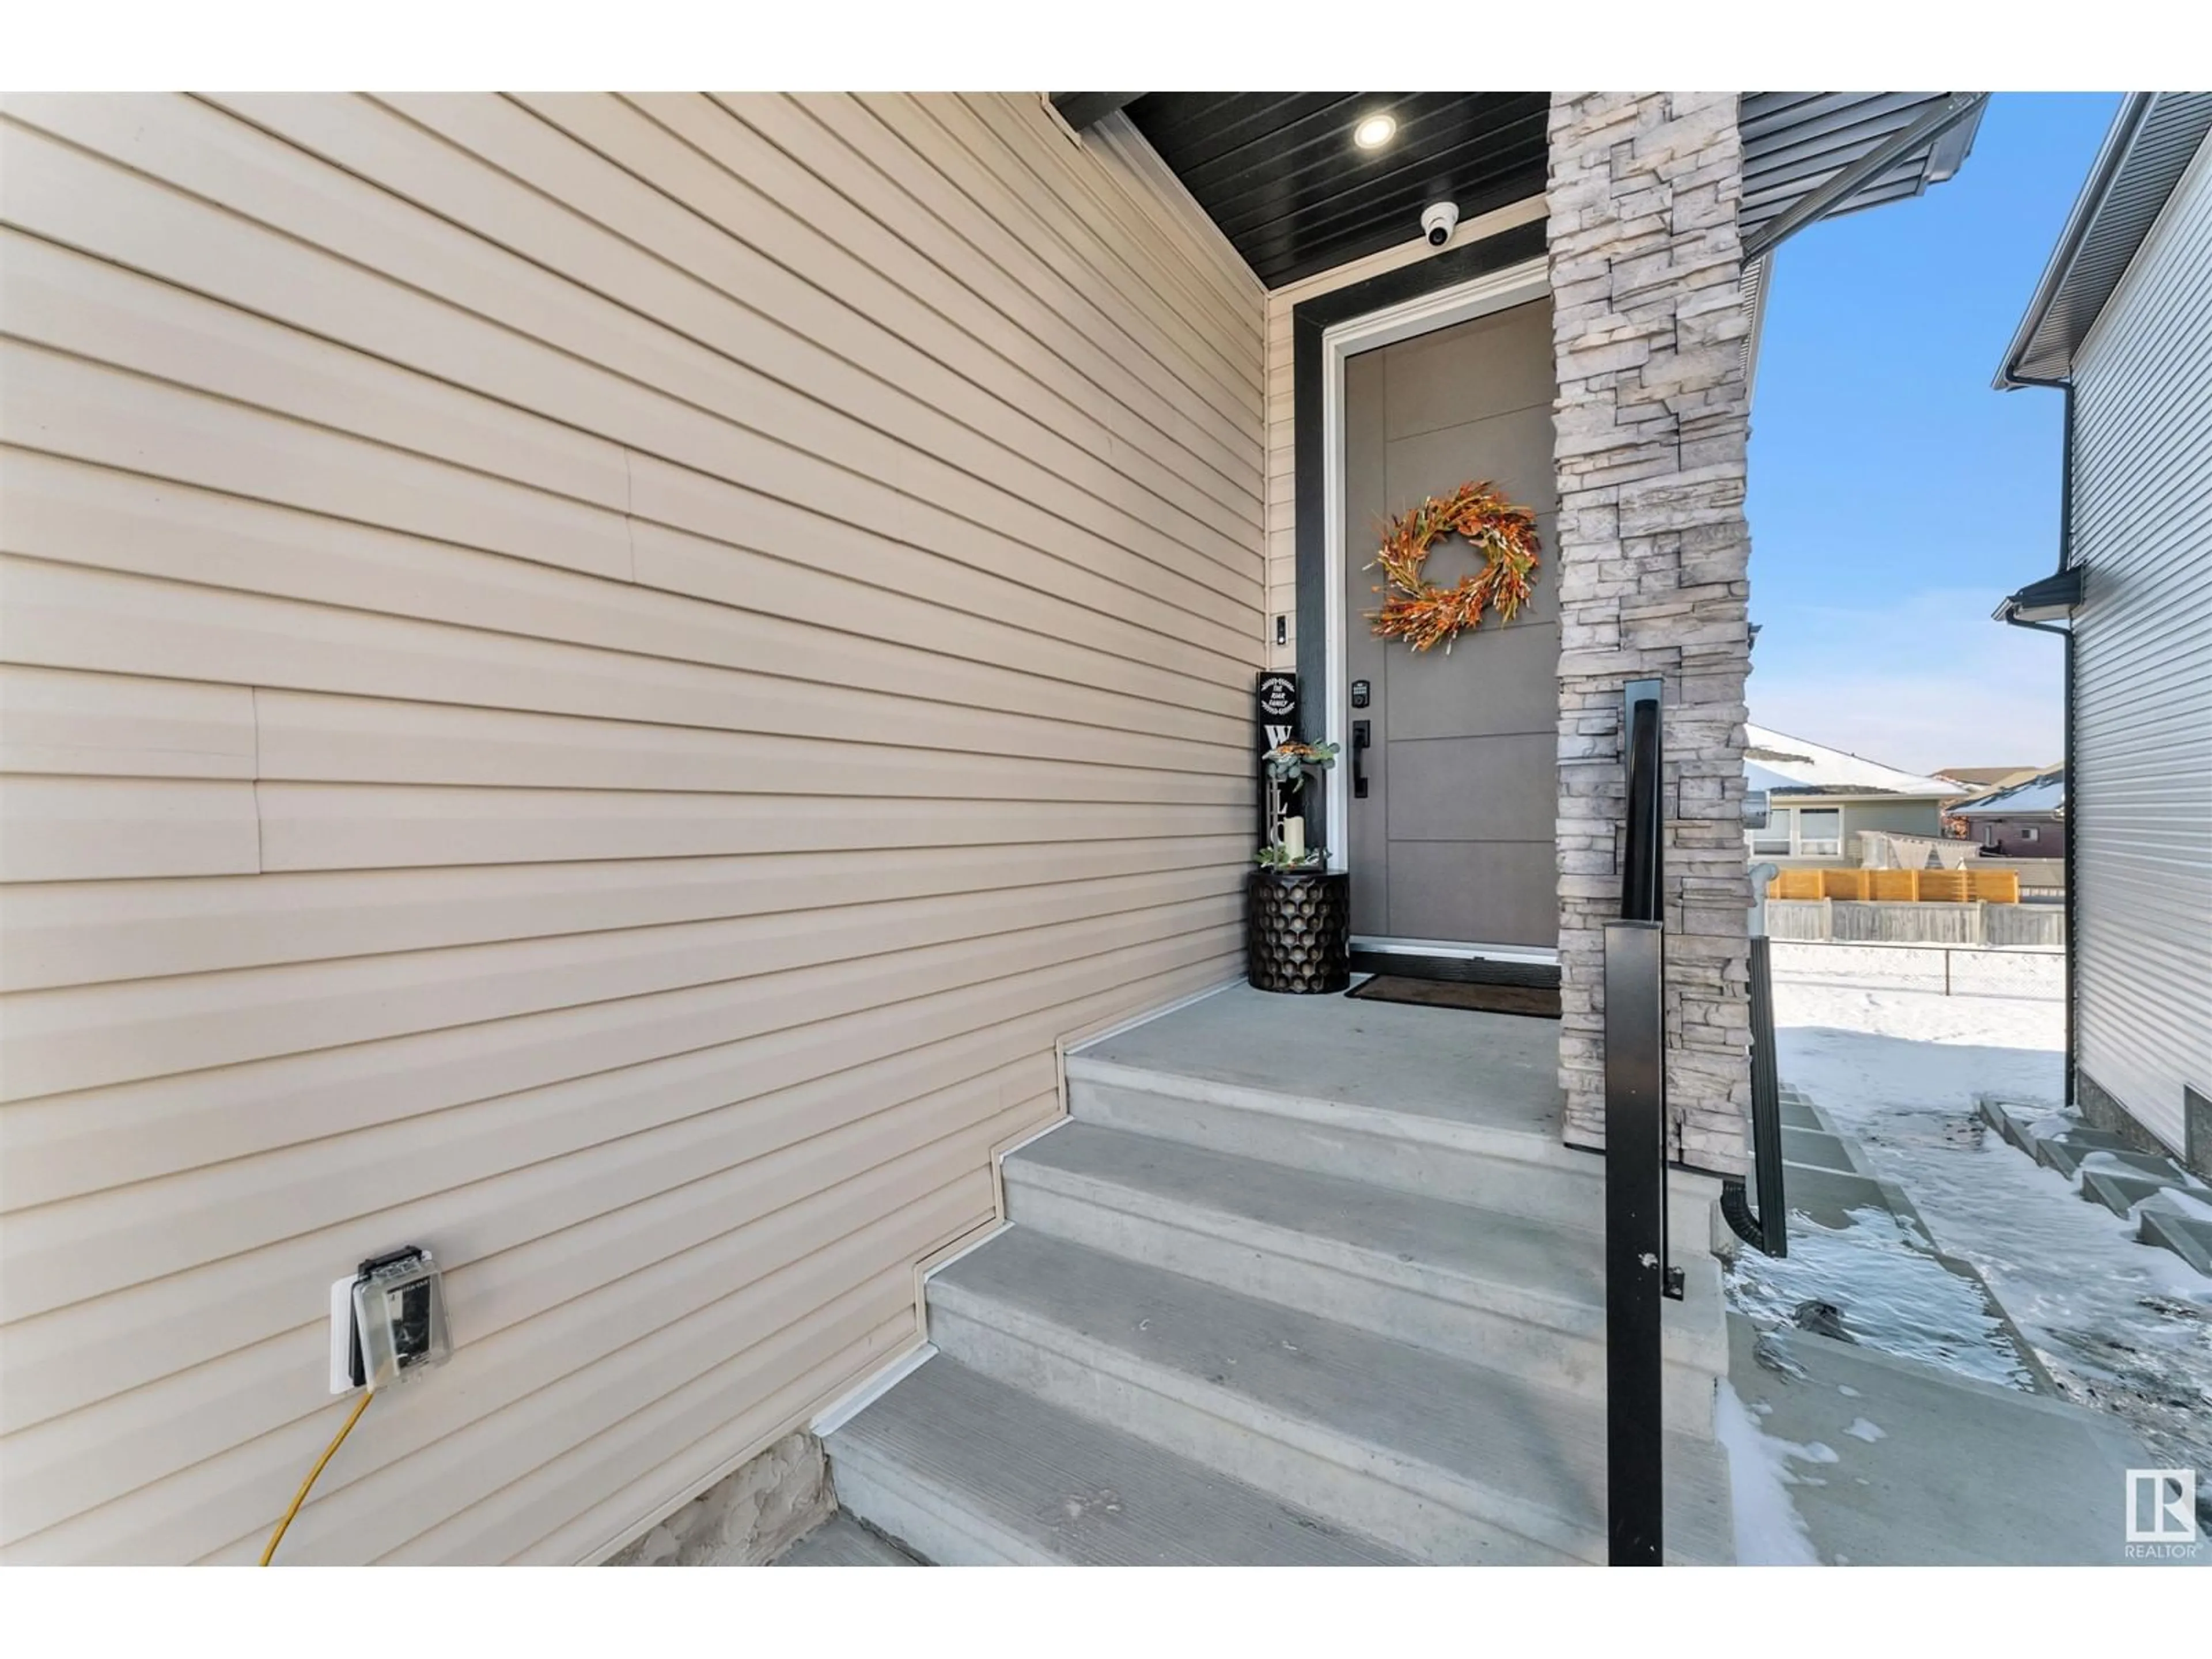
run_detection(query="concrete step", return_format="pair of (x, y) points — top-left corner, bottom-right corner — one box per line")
(773, 1513), (921, 1566)
(2029, 1125), (2134, 1179)
(1976, 1096), (2044, 1154)
(1066, 1055), (1717, 1261)
(1782, 1124), (1857, 1174)
(2078, 1151), (2200, 1217)
(825, 1355), (1414, 1565)
(928, 1226), (1734, 1565)
(2137, 1191), (2212, 1277)
(1977, 1100), (2211, 1266)
(1003, 1122), (1726, 1438)
(1779, 1087), (1825, 1131)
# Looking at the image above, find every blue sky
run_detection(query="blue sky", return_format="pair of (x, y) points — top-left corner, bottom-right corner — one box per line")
(1744, 92), (2121, 775)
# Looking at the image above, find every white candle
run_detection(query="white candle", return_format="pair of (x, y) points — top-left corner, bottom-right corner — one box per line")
(1282, 816), (1305, 861)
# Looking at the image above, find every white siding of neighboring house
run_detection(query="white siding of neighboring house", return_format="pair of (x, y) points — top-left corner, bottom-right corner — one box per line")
(2069, 131), (2212, 1158)
(1743, 798), (1944, 862)
(1837, 799), (1947, 854)
(0, 93), (1266, 1563)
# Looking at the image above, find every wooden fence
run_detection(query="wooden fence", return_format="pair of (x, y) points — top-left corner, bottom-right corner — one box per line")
(1766, 868), (2021, 904)
(1764, 898), (2063, 947)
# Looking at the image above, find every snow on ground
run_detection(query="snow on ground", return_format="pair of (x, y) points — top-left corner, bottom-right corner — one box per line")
(1725, 1195), (2036, 1389)
(1713, 1382), (1821, 1566)
(1769, 939), (2063, 1005)
(1766, 946), (2212, 1501)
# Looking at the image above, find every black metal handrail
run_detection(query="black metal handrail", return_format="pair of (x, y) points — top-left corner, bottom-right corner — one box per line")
(1604, 677), (1679, 1567)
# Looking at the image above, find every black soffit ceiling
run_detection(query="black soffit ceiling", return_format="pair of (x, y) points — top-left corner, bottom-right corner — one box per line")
(1063, 93), (1987, 291)
(1117, 93), (1550, 289)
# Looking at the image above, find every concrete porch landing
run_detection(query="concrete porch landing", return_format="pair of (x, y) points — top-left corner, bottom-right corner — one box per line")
(1073, 983), (1716, 1262)
(1085, 982), (1563, 1139)
(823, 979), (1737, 1565)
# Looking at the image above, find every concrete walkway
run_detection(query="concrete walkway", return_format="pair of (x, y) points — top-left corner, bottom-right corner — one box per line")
(1727, 1314), (2174, 1566)
(1725, 1082), (2199, 1565)
(1727, 1085), (2047, 1392)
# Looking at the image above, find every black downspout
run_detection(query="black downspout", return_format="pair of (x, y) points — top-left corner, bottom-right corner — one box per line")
(2000, 381), (2077, 1103)
(2058, 386), (2078, 1105)
(1999, 617), (2071, 1092)
(2060, 624), (2076, 1102)
(1721, 935), (1788, 1257)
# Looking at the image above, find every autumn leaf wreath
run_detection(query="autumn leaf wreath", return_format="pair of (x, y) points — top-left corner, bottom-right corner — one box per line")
(1366, 480), (1541, 653)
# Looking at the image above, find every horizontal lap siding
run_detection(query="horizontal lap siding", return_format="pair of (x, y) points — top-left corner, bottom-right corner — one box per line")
(0, 91), (1264, 1562)
(2070, 134), (2212, 1156)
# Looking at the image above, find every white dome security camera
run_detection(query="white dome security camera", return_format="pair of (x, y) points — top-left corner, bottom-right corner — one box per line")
(1421, 200), (1460, 247)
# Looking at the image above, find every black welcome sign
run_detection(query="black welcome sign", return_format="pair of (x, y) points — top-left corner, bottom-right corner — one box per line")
(1255, 672), (1299, 840)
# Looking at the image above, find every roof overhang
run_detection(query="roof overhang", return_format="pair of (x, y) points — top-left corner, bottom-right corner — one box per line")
(1048, 93), (1144, 131)
(1994, 566), (2084, 624)
(1063, 93), (1550, 288)
(1768, 790), (1955, 802)
(1049, 92), (1985, 291)
(1949, 769), (2067, 816)
(1738, 92), (1988, 263)
(1996, 92), (2212, 388)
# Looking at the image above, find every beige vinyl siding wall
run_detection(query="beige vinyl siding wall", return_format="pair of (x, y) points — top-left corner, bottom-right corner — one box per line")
(2069, 132), (2212, 1158)
(0, 92), (1264, 1564)
(1261, 196), (1549, 670)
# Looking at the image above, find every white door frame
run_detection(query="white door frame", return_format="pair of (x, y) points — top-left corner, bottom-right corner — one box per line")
(1318, 253), (1553, 959)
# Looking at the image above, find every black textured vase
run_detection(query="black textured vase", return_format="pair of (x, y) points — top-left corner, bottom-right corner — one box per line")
(1247, 869), (1351, 994)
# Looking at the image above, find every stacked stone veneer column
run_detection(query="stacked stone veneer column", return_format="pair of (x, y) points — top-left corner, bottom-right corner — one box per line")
(1546, 92), (1753, 1175)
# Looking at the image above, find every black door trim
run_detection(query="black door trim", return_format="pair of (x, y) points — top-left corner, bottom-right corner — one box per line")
(1290, 217), (1550, 745)
(1294, 218), (1550, 980)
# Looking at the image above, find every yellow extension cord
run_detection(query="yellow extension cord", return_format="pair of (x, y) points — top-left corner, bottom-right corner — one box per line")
(260, 1389), (374, 1566)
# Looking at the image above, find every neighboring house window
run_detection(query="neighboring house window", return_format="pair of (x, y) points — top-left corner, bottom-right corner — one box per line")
(2022, 825), (2040, 843)
(1751, 808), (1792, 855)
(1983, 825), (1999, 848)
(1797, 808), (1842, 858)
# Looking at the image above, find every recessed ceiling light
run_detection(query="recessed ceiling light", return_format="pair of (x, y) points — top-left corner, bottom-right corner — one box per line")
(1353, 113), (1397, 151)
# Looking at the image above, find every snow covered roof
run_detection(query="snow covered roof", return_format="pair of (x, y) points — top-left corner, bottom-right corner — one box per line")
(1744, 760), (1804, 798)
(1935, 764), (2044, 791)
(1949, 769), (2066, 817)
(1743, 725), (1960, 799)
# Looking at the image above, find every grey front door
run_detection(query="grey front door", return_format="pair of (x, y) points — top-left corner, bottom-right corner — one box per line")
(1342, 297), (1559, 952)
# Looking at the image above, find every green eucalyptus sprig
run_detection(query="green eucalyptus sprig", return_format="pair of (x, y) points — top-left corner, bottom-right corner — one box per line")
(1263, 740), (1340, 785)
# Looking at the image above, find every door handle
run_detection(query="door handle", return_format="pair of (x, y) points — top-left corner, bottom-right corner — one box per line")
(1353, 720), (1371, 800)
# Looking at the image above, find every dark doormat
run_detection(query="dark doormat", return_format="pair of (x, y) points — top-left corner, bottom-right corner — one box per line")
(1348, 948), (1559, 988)
(1347, 974), (1562, 1020)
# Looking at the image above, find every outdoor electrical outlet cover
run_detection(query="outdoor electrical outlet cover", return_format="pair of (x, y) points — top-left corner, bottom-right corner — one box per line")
(330, 1246), (452, 1393)
(354, 1248), (451, 1391)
